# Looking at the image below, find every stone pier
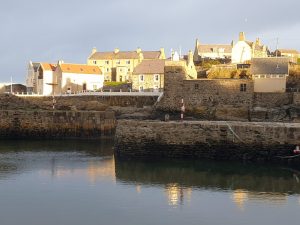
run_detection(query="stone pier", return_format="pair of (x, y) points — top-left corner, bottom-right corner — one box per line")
(115, 120), (300, 162)
(0, 110), (116, 139)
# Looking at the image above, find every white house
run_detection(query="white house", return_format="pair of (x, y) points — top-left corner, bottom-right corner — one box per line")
(194, 39), (232, 62)
(53, 62), (104, 94)
(232, 32), (268, 64)
(37, 63), (56, 95)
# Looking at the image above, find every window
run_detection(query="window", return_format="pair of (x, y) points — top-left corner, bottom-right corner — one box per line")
(128, 68), (130, 72)
(93, 85), (97, 90)
(154, 74), (160, 82)
(105, 60), (109, 64)
(139, 86), (144, 92)
(126, 60), (130, 64)
(119, 68), (123, 72)
(116, 60), (121, 65)
(240, 83), (247, 92)
(106, 68), (110, 72)
(139, 74), (144, 82)
(93, 61), (97, 65)
(195, 84), (199, 90)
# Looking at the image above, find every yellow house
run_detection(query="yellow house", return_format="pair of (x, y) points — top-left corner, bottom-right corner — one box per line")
(87, 47), (166, 82)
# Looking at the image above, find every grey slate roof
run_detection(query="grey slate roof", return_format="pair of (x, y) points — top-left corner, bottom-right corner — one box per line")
(251, 57), (289, 75)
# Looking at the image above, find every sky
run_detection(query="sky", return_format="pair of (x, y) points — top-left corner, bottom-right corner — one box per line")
(1, 0), (300, 83)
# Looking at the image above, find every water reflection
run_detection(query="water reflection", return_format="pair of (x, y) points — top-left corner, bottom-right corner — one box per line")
(164, 184), (192, 206)
(2, 140), (299, 209)
(115, 159), (300, 207)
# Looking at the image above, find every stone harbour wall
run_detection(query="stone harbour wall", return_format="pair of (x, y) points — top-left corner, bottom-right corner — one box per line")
(115, 120), (300, 163)
(0, 110), (116, 139)
(294, 93), (300, 105)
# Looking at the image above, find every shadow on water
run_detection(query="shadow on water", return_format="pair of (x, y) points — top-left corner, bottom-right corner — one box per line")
(1, 139), (300, 196)
(0, 139), (114, 179)
(115, 158), (300, 194)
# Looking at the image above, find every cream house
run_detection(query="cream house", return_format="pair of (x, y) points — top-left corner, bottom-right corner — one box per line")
(275, 49), (299, 64)
(53, 62), (104, 94)
(193, 39), (232, 62)
(87, 47), (166, 82)
(232, 32), (268, 64)
(251, 57), (289, 93)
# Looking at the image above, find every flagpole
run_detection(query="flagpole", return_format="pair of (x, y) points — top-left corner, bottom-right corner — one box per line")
(10, 76), (13, 93)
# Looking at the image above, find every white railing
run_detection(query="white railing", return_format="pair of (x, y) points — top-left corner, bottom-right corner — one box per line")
(14, 91), (163, 97)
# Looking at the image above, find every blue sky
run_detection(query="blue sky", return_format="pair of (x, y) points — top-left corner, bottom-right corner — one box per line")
(1, 0), (300, 83)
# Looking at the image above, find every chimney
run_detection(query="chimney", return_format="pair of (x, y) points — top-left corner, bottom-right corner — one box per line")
(256, 38), (261, 46)
(239, 32), (246, 41)
(136, 47), (142, 54)
(58, 60), (64, 65)
(196, 38), (200, 47)
(138, 51), (144, 62)
(231, 40), (234, 47)
(114, 48), (120, 54)
(92, 47), (97, 54)
(159, 48), (166, 59)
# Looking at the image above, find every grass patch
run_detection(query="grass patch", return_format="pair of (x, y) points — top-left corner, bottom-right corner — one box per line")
(104, 81), (127, 87)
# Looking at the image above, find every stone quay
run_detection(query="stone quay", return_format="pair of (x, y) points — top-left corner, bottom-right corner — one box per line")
(0, 110), (116, 139)
(115, 120), (300, 163)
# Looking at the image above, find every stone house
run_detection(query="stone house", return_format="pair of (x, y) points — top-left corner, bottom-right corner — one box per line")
(232, 32), (268, 64)
(87, 47), (166, 82)
(26, 61), (40, 93)
(132, 59), (165, 92)
(157, 60), (254, 113)
(274, 49), (299, 64)
(251, 57), (289, 93)
(37, 63), (57, 95)
(53, 62), (104, 95)
(193, 39), (232, 62)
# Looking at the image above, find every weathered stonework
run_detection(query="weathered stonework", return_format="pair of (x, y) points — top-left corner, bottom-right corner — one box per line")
(115, 120), (300, 163)
(156, 64), (300, 122)
(294, 93), (300, 105)
(0, 110), (116, 139)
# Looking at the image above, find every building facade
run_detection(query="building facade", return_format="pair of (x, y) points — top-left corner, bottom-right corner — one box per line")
(275, 49), (299, 64)
(132, 59), (165, 92)
(251, 57), (289, 93)
(193, 39), (232, 62)
(232, 32), (268, 64)
(53, 62), (104, 94)
(37, 63), (56, 95)
(87, 47), (166, 82)
(26, 61), (40, 93)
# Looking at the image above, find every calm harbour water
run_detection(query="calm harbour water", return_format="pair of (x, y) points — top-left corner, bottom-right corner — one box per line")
(0, 140), (299, 225)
